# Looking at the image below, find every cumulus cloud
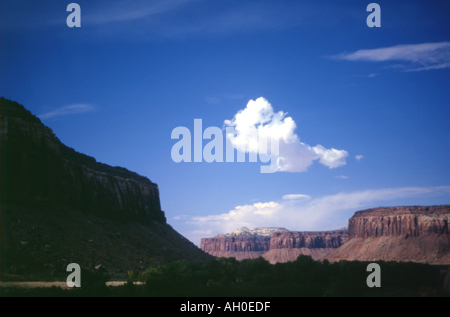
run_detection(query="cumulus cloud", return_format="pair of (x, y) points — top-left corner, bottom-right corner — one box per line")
(224, 97), (348, 172)
(39, 104), (95, 120)
(188, 201), (284, 235)
(355, 155), (364, 161)
(334, 42), (450, 71)
(186, 186), (450, 241)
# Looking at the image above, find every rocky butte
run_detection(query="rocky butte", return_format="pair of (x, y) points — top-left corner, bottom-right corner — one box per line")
(200, 227), (289, 261)
(200, 227), (349, 263)
(0, 97), (212, 277)
(326, 205), (450, 265)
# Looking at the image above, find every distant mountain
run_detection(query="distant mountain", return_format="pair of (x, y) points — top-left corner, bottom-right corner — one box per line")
(0, 97), (212, 278)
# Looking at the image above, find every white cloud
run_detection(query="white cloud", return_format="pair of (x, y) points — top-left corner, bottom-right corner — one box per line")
(355, 155), (364, 161)
(188, 201), (284, 235)
(334, 42), (450, 71)
(335, 175), (349, 179)
(39, 104), (95, 120)
(224, 97), (348, 172)
(186, 186), (450, 241)
(282, 194), (311, 201)
(312, 145), (348, 169)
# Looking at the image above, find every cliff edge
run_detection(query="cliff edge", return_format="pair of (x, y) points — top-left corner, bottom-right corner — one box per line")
(0, 97), (212, 278)
(201, 227), (349, 263)
(326, 205), (450, 265)
(0, 97), (164, 224)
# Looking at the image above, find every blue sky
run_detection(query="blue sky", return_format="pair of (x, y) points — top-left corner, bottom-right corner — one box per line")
(1, 0), (450, 246)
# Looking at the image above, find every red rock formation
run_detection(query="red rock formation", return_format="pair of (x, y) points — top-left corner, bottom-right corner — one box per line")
(262, 230), (348, 263)
(348, 206), (449, 238)
(200, 236), (271, 260)
(326, 206), (450, 265)
(201, 228), (348, 263)
(262, 248), (334, 264)
(201, 236), (271, 252)
(270, 230), (348, 249)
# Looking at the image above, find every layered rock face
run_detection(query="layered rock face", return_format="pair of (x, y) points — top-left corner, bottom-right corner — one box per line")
(0, 97), (165, 224)
(326, 206), (450, 265)
(200, 236), (271, 260)
(201, 227), (348, 263)
(270, 230), (349, 249)
(200, 228), (287, 260)
(0, 98), (212, 276)
(201, 236), (272, 253)
(348, 206), (449, 238)
(264, 229), (348, 264)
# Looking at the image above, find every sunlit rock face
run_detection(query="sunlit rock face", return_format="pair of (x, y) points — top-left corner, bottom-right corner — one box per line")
(221, 227), (290, 237)
(348, 206), (450, 238)
(200, 227), (348, 263)
(326, 206), (450, 265)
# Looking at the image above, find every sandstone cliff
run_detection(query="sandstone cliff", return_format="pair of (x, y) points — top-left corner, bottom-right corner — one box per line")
(201, 227), (349, 263)
(200, 228), (287, 260)
(270, 230), (349, 249)
(0, 97), (164, 224)
(326, 206), (450, 265)
(200, 236), (272, 260)
(348, 206), (449, 238)
(0, 97), (212, 277)
(262, 229), (349, 263)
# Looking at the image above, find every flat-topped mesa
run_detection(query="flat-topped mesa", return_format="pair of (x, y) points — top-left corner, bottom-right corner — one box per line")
(0, 97), (165, 224)
(220, 227), (290, 238)
(200, 227), (289, 261)
(201, 236), (271, 253)
(270, 229), (349, 249)
(200, 227), (349, 263)
(349, 205), (450, 239)
(326, 206), (450, 265)
(201, 228), (288, 253)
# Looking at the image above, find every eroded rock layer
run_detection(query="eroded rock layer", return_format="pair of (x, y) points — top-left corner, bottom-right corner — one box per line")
(0, 98), (212, 277)
(0, 97), (165, 224)
(270, 230), (349, 249)
(326, 206), (450, 264)
(348, 206), (449, 238)
(200, 228), (349, 263)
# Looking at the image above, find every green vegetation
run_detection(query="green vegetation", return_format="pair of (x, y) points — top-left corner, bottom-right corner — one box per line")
(1, 256), (447, 297)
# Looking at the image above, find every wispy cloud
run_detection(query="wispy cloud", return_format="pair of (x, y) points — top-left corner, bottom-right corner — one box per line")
(83, 0), (194, 26)
(80, 0), (307, 38)
(2, 1), (362, 39)
(282, 194), (311, 201)
(333, 42), (450, 71)
(335, 175), (349, 179)
(39, 104), (95, 120)
(224, 97), (348, 173)
(355, 155), (364, 161)
(184, 186), (450, 241)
